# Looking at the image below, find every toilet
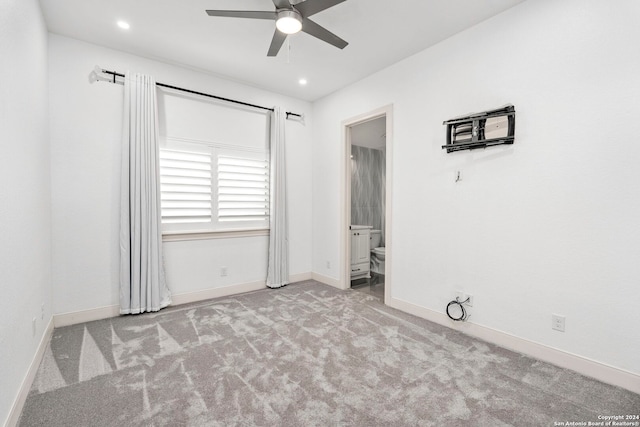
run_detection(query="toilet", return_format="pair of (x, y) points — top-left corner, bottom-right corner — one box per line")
(369, 230), (385, 274)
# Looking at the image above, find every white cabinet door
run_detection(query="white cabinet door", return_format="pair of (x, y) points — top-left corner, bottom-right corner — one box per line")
(355, 231), (370, 264)
(351, 230), (370, 263)
(350, 231), (360, 265)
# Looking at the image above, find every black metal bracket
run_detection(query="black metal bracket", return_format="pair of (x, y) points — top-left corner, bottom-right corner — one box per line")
(442, 105), (516, 153)
(286, 112), (303, 120)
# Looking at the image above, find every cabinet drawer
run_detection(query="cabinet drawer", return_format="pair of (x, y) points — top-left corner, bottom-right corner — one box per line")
(350, 262), (370, 275)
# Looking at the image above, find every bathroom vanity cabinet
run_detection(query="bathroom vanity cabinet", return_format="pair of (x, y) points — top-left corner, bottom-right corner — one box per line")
(350, 227), (371, 279)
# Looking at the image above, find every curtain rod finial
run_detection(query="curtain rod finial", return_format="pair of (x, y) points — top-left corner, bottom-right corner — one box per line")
(89, 65), (113, 84)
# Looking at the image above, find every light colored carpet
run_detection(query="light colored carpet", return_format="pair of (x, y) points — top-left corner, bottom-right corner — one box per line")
(19, 280), (639, 426)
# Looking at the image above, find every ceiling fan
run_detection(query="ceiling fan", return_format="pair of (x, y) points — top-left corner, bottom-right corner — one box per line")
(205, 0), (349, 57)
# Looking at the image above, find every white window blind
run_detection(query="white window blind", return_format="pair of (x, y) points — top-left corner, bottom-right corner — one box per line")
(160, 149), (212, 224)
(218, 156), (269, 222)
(159, 145), (269, 232)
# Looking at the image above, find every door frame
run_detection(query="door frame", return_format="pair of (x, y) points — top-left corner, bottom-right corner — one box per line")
(341, 104), (393, 304)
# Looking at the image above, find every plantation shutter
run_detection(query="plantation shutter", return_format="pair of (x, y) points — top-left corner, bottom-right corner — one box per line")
(159, 149), (212, 224)
(217, 156), (269, 222)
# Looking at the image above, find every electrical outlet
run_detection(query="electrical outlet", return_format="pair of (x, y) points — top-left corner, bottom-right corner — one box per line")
(41, 303), (45, 320)
(32, 317), (37, 336)
(455, 290), (465, 302)
(326, 261), (331, 269)
(552, 314), (565, 332)
(220, 267), (228, 277)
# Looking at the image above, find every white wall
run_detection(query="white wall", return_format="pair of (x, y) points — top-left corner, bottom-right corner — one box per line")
(0, 0), (52, 424)
(49, 34), (313, 316)
(312, 0), (640, 375)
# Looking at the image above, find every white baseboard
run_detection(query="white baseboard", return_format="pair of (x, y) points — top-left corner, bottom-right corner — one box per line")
(387, 296), (640, 395)
(171, 272), (312, 305)
(171, 280), (267, 305)
(290, 272), (312, 283)
(53, 273), (315, 328)
(4, 318), (54, 427)
(54, 304), (120, 328)
(311, 272), (343, 289)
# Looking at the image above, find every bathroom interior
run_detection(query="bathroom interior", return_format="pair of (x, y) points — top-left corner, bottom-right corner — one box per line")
(349, 116), (386, 300)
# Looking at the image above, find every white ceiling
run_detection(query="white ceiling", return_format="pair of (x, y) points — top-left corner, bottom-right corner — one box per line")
(40, 0), (525, 101)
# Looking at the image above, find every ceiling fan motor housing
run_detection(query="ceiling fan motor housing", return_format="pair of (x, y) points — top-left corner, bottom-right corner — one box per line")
(205, 0), (349, 56)
(276, 9), (303, 34)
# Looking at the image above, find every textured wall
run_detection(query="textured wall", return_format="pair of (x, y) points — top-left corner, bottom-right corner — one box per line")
(350, 145), (386, 245)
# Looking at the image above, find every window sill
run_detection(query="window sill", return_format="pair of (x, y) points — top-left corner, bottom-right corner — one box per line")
(162, 228), (269, 242)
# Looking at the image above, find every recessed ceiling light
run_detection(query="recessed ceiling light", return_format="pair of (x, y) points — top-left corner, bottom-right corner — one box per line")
(117, 20), (130, 30)
(298, 78), (308, 86)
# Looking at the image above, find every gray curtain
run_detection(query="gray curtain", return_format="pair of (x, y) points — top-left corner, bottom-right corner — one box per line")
(266, 107), (289, 288)
(119, 72), (171, 314)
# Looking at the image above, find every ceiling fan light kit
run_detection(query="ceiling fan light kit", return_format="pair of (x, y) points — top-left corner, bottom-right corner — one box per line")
(276, 10), (302, 34)
(205, 0), (348, 57)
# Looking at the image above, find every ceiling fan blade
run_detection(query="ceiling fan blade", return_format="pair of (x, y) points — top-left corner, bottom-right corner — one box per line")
(272, 0), (291, 9)
(295, 0), (346, 18)
(267, 29), (288, 57)
(301, 18), (348, 49)
(206, 10), (276, 20)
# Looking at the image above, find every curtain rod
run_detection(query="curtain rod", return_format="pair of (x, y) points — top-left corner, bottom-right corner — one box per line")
(99, 69), (303, 119)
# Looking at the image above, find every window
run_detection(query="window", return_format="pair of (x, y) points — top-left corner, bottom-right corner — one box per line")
(159, 141), (269, 233)
(157, 88), (270, 234)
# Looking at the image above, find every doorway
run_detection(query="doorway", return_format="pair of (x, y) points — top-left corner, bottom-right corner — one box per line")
(342, 105), (393, 304)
